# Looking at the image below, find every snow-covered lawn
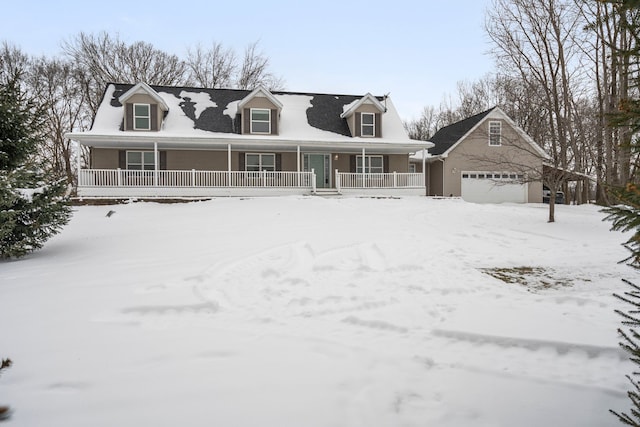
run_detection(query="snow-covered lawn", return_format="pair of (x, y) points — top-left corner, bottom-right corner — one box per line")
(0, 196), (637, 426)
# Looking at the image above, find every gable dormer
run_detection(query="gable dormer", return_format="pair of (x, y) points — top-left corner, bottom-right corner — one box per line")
(238, 86), (283, 136)
(340, 93), (386, 138)
(119, 82), (169, 131)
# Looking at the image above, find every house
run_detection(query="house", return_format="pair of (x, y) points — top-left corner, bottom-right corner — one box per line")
(68, 82), (431, 198)
(411, 107), (545, 203)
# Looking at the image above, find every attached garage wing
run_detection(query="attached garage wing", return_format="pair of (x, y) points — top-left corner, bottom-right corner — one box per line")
(461, 172), (528, 204)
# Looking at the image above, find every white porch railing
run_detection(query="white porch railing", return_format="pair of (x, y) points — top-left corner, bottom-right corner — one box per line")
(78, 169), (315, 188)
(335, 171), (424, 190)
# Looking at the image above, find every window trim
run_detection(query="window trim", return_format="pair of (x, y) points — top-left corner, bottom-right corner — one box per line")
(250, 108), (271, 134)
(126, 150), (156, 170)
(361, 112), (375, 137)
(356, 155), (383, 173)
(133, 103), (151, 131)
(488, 121), (501, 146)
(245, 153), (276, 171)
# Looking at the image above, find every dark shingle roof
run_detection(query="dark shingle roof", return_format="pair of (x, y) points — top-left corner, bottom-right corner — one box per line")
(107, 83), (382, 136)
(429, 107), (496, 156)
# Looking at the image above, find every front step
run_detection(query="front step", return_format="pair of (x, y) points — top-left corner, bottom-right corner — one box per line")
(313, 189), (341, 197)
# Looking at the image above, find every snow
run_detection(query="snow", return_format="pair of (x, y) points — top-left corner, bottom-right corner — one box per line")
(223, 100), (239, 119)
(82, 84), (419, 144)
(15, 186), (44, 202)
(0, 197), (636, 426)
(178, 91), (217, 120)
(89, 85), (122, 132)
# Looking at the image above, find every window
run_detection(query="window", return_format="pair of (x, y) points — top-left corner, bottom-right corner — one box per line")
(356, 155), (383, 173)
(245, 153), (275, 171)
(489, 121), (501, 146)
(251, 109), (271, 134)
(361, 113), (375, 137)
(462, 171), (525, 182)
(133, 104), (151, 130)
(127, 151), (155, 170)
(408, 163), (416, 173)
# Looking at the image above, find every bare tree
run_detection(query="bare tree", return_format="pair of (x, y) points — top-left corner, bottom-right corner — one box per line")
(486, 0), (588, 212)
(236, 41), (285, 90)
(28, 57), (90, 184)
(186, 42), (236, 88)
(579, 1), (640, 204)
(0, 42), (29, 87)
(62, 32), (189, 115)
(403, 106), (439, 140)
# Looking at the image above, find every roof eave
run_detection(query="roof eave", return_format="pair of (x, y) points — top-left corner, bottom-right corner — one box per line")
(66, 132), (430, 152)
(237, 85), (284, 110)
(340, 93), (386, 119)
(118, 82), (170, 111)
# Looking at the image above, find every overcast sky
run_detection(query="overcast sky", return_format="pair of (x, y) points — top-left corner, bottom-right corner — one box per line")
(3, 0), (495, 120)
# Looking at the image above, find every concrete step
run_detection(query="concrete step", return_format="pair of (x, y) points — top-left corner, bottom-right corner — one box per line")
(313, 189), (341, 196)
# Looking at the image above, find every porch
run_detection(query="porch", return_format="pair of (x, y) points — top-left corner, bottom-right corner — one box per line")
(77, 168), (426, 197)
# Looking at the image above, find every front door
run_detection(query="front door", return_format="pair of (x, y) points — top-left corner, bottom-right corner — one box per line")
(305, 154), (330, 188)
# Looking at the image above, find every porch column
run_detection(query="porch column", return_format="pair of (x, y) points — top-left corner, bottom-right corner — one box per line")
(362, 147), (366, 188)
(227, 143), (231, 187)
(76, 141), (81, 187)
(422, 147), (426, 192)
(153, 142), (158, 187)
(297, 145), (300, 187)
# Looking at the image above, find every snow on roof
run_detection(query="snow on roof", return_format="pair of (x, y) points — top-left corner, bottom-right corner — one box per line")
(77, 84), (426, 148)
(179, 91), (217, 121)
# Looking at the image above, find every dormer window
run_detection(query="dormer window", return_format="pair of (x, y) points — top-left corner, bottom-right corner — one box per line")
(134, 104), (151, 130)
(361, 113), (375, 137)
(251, 108), (271, 134)
(489, 121), (501, 146)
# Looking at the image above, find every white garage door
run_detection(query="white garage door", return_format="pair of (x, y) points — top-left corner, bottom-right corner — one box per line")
(461, 171), (527, 203)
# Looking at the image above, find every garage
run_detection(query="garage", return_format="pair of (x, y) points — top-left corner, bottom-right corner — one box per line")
(461, 171), (528, 203)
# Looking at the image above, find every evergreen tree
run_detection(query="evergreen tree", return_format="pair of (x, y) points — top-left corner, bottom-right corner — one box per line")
(602, 1), (640, 424)
(611, 279), (640, 426)
(0, 72), (71, 259)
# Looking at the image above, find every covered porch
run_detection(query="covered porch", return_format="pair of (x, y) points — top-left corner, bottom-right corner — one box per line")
(73, 136), (429, 198)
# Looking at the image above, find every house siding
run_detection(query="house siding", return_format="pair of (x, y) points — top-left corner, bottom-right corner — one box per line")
(166, 150), (228, 171)
(90, 149), (410, 175)
(387, 154), (409, 173)
(442, 119), (543, 202)
(429, 161), (444, 196)
(91, 148), (120, 169)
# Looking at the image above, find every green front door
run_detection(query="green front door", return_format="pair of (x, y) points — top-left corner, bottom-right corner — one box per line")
(306, 154), (329, 188)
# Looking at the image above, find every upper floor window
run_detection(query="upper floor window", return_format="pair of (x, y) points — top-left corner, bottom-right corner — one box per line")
(134, 103), (151, 130)
(251, 109), (271, 134)
(356, 155), (383, 173)
(127, 151), (155, 170)
(361, 113), (375, 137)
(246, 153), (275, 171)
(489, 121), (501, 146)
